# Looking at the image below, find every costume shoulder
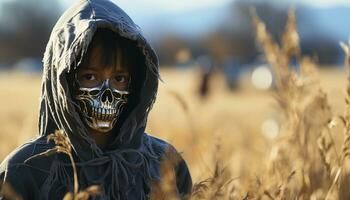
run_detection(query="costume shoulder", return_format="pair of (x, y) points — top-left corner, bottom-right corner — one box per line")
(144, 134), (193, 198)
(0, 136), (55, 170)
(0, 136), (55, 199)
(143, 134), (170, 155)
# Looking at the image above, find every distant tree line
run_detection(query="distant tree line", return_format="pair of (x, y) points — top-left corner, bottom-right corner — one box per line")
(0, 0), (61, 66)
(154, 1), (342, 66)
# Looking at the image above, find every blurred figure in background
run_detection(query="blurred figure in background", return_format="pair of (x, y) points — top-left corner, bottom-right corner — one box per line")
(222, 58), (241, 91)
(197, 55), (215, 98)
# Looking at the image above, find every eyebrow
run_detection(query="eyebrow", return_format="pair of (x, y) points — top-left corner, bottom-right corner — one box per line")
(79, 64), (100, 70)
(114, 69), (129, 73)
(81, 67), (98, 71)
(81, 66), (129, 74)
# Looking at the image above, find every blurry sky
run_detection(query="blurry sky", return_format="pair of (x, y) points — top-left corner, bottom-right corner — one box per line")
(45, 0), (347, 41)
(240, 0), (350, 7)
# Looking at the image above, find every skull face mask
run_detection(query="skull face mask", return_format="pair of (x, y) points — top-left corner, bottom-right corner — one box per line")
(74, 78), (130, 133)
(71, 29), (135, 133)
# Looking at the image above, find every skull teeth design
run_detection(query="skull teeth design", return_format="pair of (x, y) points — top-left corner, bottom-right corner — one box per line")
(91, 107), (119, 121)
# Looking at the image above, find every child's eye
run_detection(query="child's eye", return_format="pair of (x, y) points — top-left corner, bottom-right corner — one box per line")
(83, 74), (96, 81)
(115, 75), (126, 83)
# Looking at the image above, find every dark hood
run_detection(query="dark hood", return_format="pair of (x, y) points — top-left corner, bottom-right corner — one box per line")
(39, 0), (160, 160)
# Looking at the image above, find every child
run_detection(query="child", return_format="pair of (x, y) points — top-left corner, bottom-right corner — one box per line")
(0, 0), (192, 199)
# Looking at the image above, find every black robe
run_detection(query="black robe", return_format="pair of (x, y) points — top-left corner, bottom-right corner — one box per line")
(0, 134), (192, 199)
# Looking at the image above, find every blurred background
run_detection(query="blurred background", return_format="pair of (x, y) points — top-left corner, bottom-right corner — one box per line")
(1, 0), (350, 70)
(1, 0), (350, 188)
(1, 0), (349, 97)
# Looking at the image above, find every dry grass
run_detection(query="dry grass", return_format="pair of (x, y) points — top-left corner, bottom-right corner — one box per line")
(1, 9), (350, 199)
(23, 130), (101, 200)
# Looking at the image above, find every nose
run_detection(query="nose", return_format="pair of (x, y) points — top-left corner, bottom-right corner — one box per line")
(101, 89), (113, 103)
(100, 79), (113, 103)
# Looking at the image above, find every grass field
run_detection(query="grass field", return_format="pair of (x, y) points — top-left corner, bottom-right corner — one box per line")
(0, 66), (348, 198)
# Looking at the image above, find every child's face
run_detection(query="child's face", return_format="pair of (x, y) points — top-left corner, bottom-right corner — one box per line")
(73, 38), (133, 133)
(77, 41), (131, 91)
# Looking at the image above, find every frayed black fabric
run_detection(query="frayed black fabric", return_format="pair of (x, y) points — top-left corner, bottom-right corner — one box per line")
(0, 0), (192, 199)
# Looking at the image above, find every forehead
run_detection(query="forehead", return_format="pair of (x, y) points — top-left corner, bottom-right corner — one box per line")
(80, 33), (134, 72)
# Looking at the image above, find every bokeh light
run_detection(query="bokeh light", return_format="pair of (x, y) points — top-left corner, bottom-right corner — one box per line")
(261, 118), (279, 140)
(251, 66), (273, 90)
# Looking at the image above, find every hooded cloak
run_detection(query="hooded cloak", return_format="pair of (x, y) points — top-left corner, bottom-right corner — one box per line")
(0, 0), (192, 199)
